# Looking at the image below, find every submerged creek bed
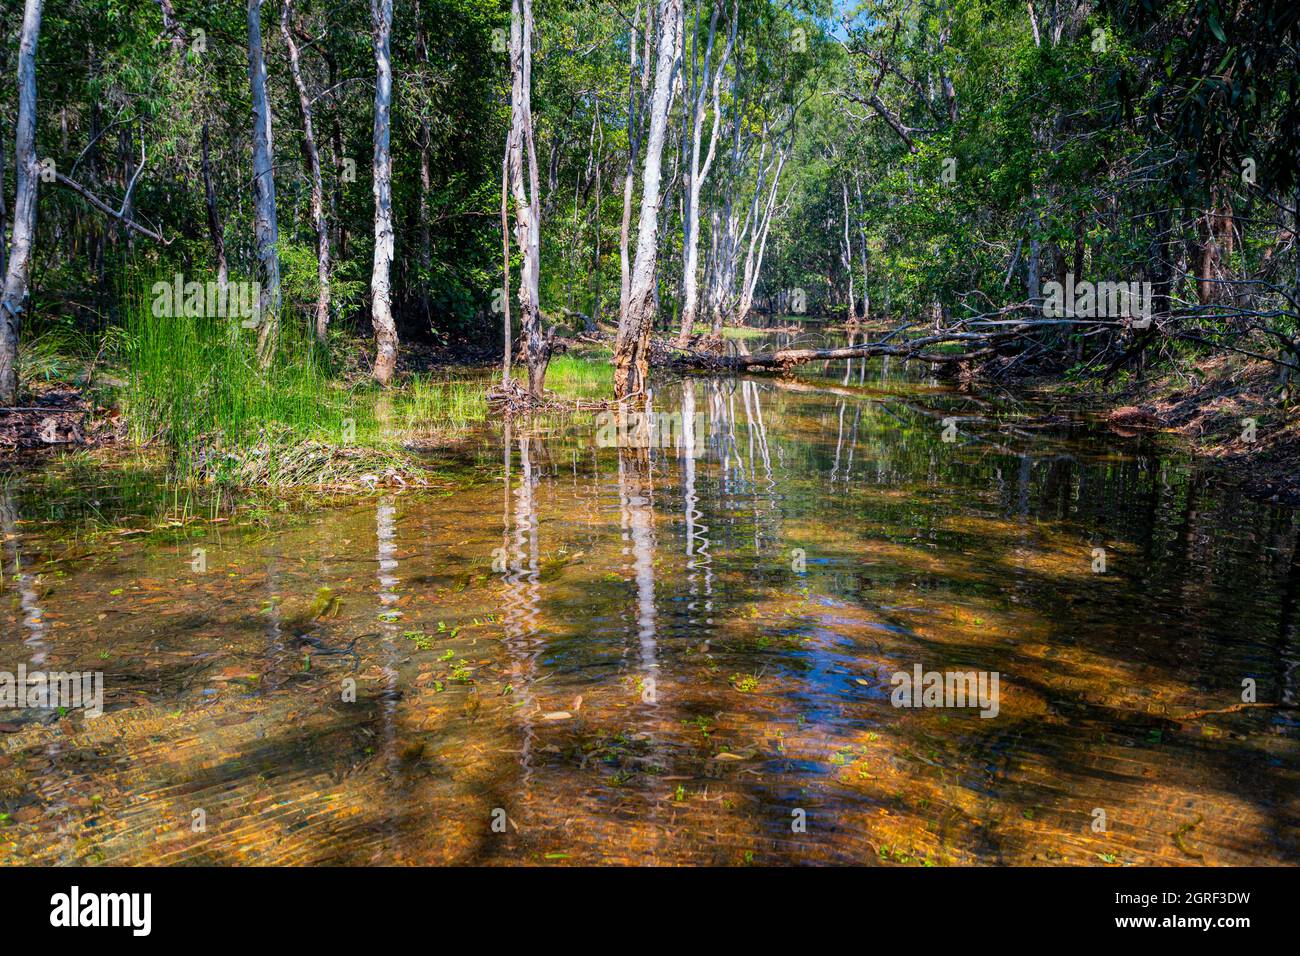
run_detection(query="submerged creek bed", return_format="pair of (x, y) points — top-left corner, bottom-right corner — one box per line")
(1, 352), (1297, 865)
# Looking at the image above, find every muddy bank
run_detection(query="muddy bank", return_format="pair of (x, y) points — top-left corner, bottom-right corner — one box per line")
(1039, 355), (1300, 505)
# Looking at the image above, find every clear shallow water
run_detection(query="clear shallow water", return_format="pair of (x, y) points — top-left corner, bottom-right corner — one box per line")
(1, 350), (1297, 865)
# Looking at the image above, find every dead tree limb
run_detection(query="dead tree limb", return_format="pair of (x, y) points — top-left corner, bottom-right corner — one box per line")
(673, 319), (1124, 372)
(52, 170), (168, 244)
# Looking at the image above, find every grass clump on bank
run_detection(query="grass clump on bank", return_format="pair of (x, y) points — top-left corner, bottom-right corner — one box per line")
(121, 283), (489, 486)
(112, 282), (624, 487)
(124, 285), (356, 483)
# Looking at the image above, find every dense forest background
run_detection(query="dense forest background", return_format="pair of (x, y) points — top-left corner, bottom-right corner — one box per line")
(1, 0), (1298, 407)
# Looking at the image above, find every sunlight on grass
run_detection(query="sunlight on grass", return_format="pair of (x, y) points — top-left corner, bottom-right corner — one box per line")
(520, 353), (613, 400)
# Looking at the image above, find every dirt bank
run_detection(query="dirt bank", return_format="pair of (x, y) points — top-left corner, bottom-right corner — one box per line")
(1047, 355), (1300, 505)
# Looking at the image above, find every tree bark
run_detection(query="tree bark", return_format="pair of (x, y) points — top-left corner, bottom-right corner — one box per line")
(841, 177), (856, 321)
(734, 126), (789, 325)
(369, 0), (398, 384)
(0, 0), (43, 405)
(614, 0), (683, 399)
(854, 171), (870, 320)
(500, 134), (512, 386)
(247, 0), (282, 367)
(281, 0), (331, 343)
(674, 1), (734, 348)
(156, 0), (186, 53)
(507, 0), (549, 397)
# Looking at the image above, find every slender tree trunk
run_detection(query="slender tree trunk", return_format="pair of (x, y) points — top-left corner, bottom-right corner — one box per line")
(841, 177), (856, 322)
(588, 97), (603, 330)
(247, 0), (281, 366)
(614, 0), (683, 400)
(500, 136), (512, 386)
(200, 124), (229, 290)
(508, 0), (548, 397)
(854, 172), (870, 320)
(281, 0), (331, 343)
(675, 2), (734, 348)
(370, 0), (398, 384)
(735, 130), (788, 325)
(0, 0), (43, 406)
(0, 43), (10, 285)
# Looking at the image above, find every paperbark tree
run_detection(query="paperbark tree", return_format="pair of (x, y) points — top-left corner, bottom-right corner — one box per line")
(370, 0), (398, 384)
(716, 108), (792, 329)
(507, 0), (550, 397)
(854, 171), (870, 320)
(674, 1), (735, 348)
(500, 137), (513, 387)
(247, 0), (282, 367)
(613, 0), (683, 400)
(706, 60), (746, 337)
(841, 177), (856, 321)
(281, 0), (331, 343)
(0, 0), (43, 405)
(733, 131), (789, 324)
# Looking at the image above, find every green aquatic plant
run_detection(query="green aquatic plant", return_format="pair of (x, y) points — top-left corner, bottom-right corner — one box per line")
(404, 630), (433, 650)
(449, 660), (474, 683)
(730, 673), (761, 693)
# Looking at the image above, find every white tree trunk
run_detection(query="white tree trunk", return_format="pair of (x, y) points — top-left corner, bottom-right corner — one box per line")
(841, 178), (856, 322)
(734, 131), (789, 325)
(674, 1), (734, 348)
(247, 0), (282, 367)
(854, 171), (870, 320)
(508, 0), (549, 397)
(370, 0), (398, 384)
(500, 135), (513, 385)
(0, 0), (42, 405)
(619, 3), (649, 326)
(614, 0), (683, 399)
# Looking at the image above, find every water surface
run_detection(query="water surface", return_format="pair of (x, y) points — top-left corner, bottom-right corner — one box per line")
(2, 351), (1297, 865)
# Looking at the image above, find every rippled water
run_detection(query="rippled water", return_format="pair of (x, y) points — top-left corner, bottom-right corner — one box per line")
(1, 349), (1297, 865)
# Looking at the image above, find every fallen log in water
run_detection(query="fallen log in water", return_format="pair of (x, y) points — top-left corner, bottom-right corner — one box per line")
(669, 317), (1129, 373)
(671, 329), (1001, 372)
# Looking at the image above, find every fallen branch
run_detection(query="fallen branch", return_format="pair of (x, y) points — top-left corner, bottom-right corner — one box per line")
(671, 323), (1050, 371)
(53, 170), (169, 244)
